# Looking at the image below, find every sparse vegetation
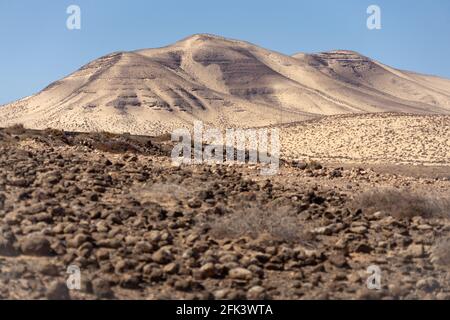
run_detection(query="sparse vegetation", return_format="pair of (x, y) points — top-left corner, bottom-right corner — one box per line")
(132, 183), (193, 205)
(206, 205), (306, 243)
(4, 123), (26, 135)
(431, 237), (450, 267)
(353, 188), (450, 219)
(291, 159), (323, 170)
(92, 139), (140, 153)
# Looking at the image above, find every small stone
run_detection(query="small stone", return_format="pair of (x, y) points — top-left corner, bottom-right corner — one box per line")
(416, 278), (440, 293)
(354, 243), (374, 254)
(313, 226), (333, 236)
(152, 247), (173, 264)
(20, 235), (53, 256)
(0, 234), (19, 256)
(350, 226), (367, 234)
(436, 292), (450, 300)
(148, 269), (165, 282)
(163, 262), (179, 275)
(95, 248), (111, 261)
(198, 263), (216, 279)
(67, 234), (89, 248)
(247, 286), (266, 300)
(8, 178), (30, 187)
(214, 289), (230, 300)
(88, 192), (99, 202)
(174, 279), (192, 291)
(388, 283), (412, 298)
(46, 281), (71, 300)
(42, 171), (62, 185)
(0, 193), (5, 209)
(417, 224), (433, 231)
(328, 252), (348, 268)
(406, 244), (424, 258)
(97, 238), (121, 249)
(38, 262), (60, 276)
(356, 288), (384, 300)
(187, 198), (202, 209)
(4, 211), (22, 226)
(372, 211), (385, 219)
(120, 274), (141, 289)
(92, 278), (114, 299)
(133, 241), (153, 254)
(228, 267), (253, 280)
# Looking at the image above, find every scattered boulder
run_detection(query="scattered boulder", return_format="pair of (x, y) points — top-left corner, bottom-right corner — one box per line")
(228, 268), (253, 281)
(20, 235), (53, 256)
(46, 281), (71, 300)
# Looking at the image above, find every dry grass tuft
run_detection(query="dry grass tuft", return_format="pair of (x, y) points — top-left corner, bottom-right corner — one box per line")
(133, 183), (192, 204)
(43, 128), (66, 137)
(353, 188), (450, 219)
(291, 159), (323, 170)
(207, 205), (305, 243)
(4, 124), (26, 135)
(431, 237), (450, 267)
(93, 140), (140, 153)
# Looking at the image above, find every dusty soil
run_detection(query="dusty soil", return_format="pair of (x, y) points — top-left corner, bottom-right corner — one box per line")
(1, 127), (450, 300)
(281, 113), (450, 166)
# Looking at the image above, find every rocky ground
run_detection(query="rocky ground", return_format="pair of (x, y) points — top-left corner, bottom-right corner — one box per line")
(1, 126), (450, 300)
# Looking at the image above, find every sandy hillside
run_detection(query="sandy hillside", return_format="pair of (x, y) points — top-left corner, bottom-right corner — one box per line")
(281, 113), (450, 166)
(1, 34), (450, 135)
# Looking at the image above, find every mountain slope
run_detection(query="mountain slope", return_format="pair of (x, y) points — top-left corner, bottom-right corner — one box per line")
(1, 34), (450, 135)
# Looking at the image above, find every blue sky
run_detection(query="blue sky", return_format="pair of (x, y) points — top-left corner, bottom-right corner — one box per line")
(1, 0), (449, 104)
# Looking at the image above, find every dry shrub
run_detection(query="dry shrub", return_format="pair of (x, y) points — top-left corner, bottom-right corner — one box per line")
(155, 133), (172, 142)
(73, 131), (140, 153)
(43, 128), (66, 137)
(207, 205), (305, 243)
(93, 140), (140, 153)
(353, 188), (450, 219)
(431, 237), (450, 267)
(292, 159), (323, 170)
(307, 160), (323, 170)
(0, 131), (12, 143)
(133, 183), (192, 204)
(4, 123), (26, 135)
(41, 128), (69, 144)
(92, 131), (117, 140)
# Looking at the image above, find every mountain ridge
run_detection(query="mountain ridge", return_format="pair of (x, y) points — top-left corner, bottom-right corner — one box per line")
(1, 33), (450, 135)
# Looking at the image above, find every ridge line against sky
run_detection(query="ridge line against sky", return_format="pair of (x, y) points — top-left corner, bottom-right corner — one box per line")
(0, 0), (449, 105)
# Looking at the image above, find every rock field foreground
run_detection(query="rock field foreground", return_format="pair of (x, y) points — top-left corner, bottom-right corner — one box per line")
(1, 126), (450, 300)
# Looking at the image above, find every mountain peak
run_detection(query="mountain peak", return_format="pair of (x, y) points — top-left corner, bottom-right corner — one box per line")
(1, 34), (449, 135)
(175, 33), (246, 47)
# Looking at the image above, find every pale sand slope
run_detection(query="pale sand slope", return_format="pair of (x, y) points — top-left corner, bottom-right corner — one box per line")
(1, 34), (450, 135)
(281, 113), (450, 166)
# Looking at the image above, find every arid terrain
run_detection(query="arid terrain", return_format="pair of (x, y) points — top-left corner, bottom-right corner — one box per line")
(281, 113), (450, 166)
(1, 125), (449, 300)
(1, 34), (450, 300)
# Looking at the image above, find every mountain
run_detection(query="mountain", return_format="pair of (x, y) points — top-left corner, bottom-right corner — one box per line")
(1, 34), (450, 135)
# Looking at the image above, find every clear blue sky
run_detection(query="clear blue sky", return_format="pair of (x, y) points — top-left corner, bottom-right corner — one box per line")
(1, 0), (449, 105)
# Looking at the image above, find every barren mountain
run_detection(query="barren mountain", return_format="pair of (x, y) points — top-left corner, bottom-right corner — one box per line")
(1, 34), (450, 135)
